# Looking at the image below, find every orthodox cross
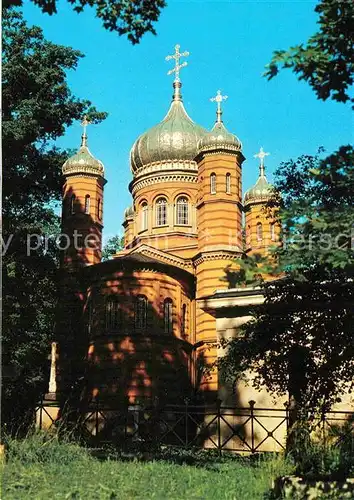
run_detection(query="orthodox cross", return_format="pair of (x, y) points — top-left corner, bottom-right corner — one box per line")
(254, 147), (270, 175)
(166, 44), (189, 82)
(210, 90), (228, 123)
(81, 115), (91, 147)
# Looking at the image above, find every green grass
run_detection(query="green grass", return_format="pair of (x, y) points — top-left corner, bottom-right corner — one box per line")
(1, 432), (294, 499)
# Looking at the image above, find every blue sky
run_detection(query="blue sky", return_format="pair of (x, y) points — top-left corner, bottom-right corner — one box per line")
(23, 0), (353, 242)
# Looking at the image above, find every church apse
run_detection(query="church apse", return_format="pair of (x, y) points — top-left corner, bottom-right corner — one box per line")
(82, 257), (197, 407)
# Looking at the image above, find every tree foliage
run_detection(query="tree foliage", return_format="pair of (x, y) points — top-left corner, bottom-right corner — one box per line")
(5, 0), (166, 44)
(220, 146), (354, 416)
(2, 8), (106, 427)
(220, 0), (354, 420)
(265, 0), (354, 107)
(102, 235), (124, 260)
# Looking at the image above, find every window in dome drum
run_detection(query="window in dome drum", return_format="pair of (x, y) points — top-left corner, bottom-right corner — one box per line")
(176, 197), (188, 225)
(257, 222), (263, 241)
(141, 202), (148, 231)
(156, 198), (167, 226)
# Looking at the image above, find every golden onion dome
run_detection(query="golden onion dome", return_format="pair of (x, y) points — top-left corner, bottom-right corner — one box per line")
(197, 90), (242, 155)
(130, 82), (207, 173)
(244, 175), (273, 205)
(244, 149), (273, 206)
(198, 120), (242, 154)
(62, 128), (104, 177)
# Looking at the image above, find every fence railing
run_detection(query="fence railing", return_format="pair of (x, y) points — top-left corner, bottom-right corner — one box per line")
(36, 398), (354, 454)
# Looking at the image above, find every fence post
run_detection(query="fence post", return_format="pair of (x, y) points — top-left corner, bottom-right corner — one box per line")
(322, 413), (326, 450)
(39, 395), (43, 430)
(95, 398), (99, 440)
(284, 401), (290, 451)
(249, 400), (256, 454)
(216, 398), (222, 456)
(184, 398), (189, 448)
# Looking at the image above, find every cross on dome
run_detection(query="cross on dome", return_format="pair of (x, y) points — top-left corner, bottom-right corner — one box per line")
(81, 115), (91, 147)
(254, 147), (270, 176)
(165, 44), (190, 83)
(210, 90), (228, 123)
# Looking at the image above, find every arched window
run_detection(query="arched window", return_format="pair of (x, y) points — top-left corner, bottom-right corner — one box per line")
(85, 194), (90, 214)
(226, 173), (231, 194)
(164, 298), (173, 335)
(141, 202), (148, 231)
(270, 222), (276, 241)
(181, 304), (187, 337)
(176, 197), (189, 225)
(106, 297), (122, 331)
(155, 197), (167, 226)
(246, 224), (251, 245)
(256, 222), (263, 241)
(97, 198), (102, 219)
(135, 295), (147, 331)
(70, 194), (76, 215)
(210, 173), (216, 194)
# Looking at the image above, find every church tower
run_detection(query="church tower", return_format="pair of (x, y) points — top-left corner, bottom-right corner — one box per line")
(244, 147), (278, 254)
(61, 117), (105, 268)
(194, 91), (245, 395)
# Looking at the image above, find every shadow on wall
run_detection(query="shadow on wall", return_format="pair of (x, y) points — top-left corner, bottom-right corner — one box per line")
(55, 188), (212, 424)
(55, 185), (100, 414)
(83, 269), (194, 408)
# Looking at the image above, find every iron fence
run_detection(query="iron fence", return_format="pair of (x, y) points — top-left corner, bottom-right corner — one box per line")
(36, 398), (354, 454)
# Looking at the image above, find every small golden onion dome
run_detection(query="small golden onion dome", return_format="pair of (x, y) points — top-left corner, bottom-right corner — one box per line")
(198, 120), (242, 154)
(198, 90), (242, 154)
(62, 132), (104, 177)
(124, 205), (134, 219)
(244, 159), (273, 206)
(130, 82), (207, 173)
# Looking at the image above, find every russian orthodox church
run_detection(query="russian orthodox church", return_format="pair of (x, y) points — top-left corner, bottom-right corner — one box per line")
(56, 46), (279, 409)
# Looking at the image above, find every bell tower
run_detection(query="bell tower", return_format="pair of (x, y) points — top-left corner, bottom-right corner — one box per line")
(61, 117), (106, 268)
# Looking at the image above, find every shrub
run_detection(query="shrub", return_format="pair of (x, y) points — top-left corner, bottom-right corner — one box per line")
(286, 421), (354, 479)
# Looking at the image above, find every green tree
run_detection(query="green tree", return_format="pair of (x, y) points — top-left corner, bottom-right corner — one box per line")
(5, 0), (166, 44)
(102, 235), (124, 260)
(2, 8), (106, 428)
(265, 0), (354, 107)
(220, 146), (354, 417)
(220, 0), (354, 423)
